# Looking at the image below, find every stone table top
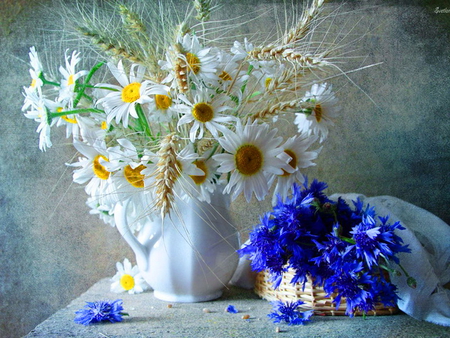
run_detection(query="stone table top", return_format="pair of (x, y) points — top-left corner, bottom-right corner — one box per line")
(25, 278), (450, 338)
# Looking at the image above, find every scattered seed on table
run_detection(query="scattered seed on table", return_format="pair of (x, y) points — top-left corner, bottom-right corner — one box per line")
(203, 308), (211, 313)
(241, 314), (250, 319)
(167, 304), (173, 308)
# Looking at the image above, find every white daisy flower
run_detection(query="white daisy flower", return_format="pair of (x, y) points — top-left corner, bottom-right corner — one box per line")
(213, 121), (291, 202)
(294, 83), (340, 142)
(178, 33), (219, 85)
(43, 98), (82, 139)
(58, 50), (88, 104)
(183, 145), (221, 203)
(86, 196), (115, 227)
(101, 139), (156, 221)
(216, 50), (249, 99)
(68, 138), (113, 201)
(147, 86), (179, 123)
(269, 133), (321, 203)
(177, 88), (235, 142)
(23, 87), (54, 151)
(27, 46), (43, 91)
(96, 60), (166, 128)
(252, 61), (286, 94)
(230, 38), (254, 61)
(110, 258), (149, 294)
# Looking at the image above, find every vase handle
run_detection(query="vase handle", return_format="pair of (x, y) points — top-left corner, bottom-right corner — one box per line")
(114, 200), (149, 270)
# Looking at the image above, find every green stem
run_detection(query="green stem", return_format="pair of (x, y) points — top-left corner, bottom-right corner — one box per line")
(135, 103), (154, 141)
(39, 73), (60, 87)
(73, 61), (106, 107)
(339, 236), (356, 245)
(50, 108), (104, 118)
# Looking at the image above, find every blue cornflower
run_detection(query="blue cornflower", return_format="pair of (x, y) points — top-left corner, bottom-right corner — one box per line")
(268, 300), (313, 325)
(74, 299), (127, 325)
(324, 262), (375, 316)
(226, 305), (239, 313)
(349, 216), (382, 269)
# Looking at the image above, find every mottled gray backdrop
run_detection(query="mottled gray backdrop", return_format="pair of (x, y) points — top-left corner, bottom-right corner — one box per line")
(1, 0), (449, 337)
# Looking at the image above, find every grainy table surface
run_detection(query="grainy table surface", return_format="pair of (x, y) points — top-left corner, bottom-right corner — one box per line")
(25, 278), (450, 338)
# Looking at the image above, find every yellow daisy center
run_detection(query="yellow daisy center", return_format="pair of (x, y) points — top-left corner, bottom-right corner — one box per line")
(190, 160), (208, 185)
(281, 149), (297, 177)
(219, 70), (232, 81)
(265, 78), (272, 88)
(155, 94), (172, 110)
(186, 52), (201, 74)
(93, 155), (110, 180)
(67, 74), (75, 86)
(101, 121), (108, 130)
(192, 102), (214, 123)
(61, 115), (77, 124)
(120, 274), (135, 291)
(56, 107), (77, 124)
(124, 164), (146, 188)
(314, 104), (323, 122)
(31, 78), (37, 88)
(235, 144), (263, 176)
(122, 82), (141, 103)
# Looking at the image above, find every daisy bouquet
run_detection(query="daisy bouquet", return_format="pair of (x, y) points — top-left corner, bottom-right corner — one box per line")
(21, 0), (359, 229)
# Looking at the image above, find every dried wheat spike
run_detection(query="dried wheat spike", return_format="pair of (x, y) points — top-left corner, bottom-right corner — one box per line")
(250, 98), (309, 122)
(248, 45), (329, 69)
(76, 26), (142, 63)
(118, 4), (147, 35)
(150, 133), (181, 217)
(283, 0), (325, 45)
(172, 44), (189, 93)
(194, 0), (213, 22)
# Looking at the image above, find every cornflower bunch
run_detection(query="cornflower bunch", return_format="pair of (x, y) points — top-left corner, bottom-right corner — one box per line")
(239, 178), (415, 317)
(20, 0), (361, 227)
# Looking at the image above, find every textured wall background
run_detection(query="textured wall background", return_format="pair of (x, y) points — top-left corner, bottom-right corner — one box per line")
(1, 0), (449, 337)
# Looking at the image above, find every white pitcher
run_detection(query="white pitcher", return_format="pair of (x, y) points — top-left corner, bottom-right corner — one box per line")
(114, 190), (240, 302)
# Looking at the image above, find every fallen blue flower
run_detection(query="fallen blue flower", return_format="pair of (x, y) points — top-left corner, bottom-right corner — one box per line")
(226, 305), (239, 313)
(268, 300), (313, 325)
(74, 299), (128, 325)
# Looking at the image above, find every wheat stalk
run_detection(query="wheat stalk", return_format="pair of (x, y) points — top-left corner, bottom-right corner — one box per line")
(76, 26), (143, 64)
(150, 133), (181, 218)
(282, 0), (325, 45)
(171, 43), (190, 93)
(247, 0), (329, 68)
(249, 98), (309, 122)
(194, 0), (214, 22)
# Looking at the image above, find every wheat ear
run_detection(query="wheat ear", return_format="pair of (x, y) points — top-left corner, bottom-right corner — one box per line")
(247, 0), (328, 67)
(194, 0), (213, 22)
(250, 98), (310, 122)
(283, 0), (325, 45)
(151, 133), (181, 218)
(77, 26), (143, 64)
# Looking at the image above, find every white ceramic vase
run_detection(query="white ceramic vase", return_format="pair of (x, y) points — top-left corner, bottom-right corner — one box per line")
(114, 189), (240, 302)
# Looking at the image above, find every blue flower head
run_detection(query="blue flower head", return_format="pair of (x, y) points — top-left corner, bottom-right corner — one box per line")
(74, 299), (126, 325)
(226, 305), (239, 313)
(268, 300), (313, 325)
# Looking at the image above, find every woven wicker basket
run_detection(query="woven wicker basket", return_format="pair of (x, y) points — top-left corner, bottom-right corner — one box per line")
(255, 270), (399, 316)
